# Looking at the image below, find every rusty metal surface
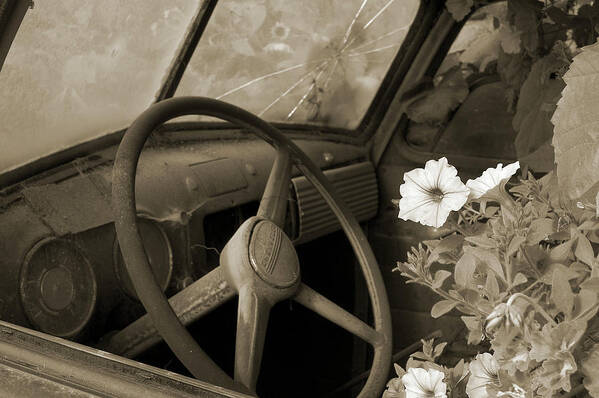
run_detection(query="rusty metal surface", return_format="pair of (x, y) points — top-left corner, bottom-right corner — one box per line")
(107, 267), (235, 358)
(22, 173), (112, 235)
(0, 321), (254, 398)
(190, 158), (248, 197)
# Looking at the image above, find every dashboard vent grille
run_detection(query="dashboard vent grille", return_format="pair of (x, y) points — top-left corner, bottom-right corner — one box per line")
(291, 162), (378, 244)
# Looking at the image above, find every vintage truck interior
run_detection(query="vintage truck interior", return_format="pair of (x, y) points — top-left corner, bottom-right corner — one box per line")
(0, 0), (520, 397)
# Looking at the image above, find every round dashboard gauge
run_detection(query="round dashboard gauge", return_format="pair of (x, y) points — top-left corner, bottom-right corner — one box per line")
(19, 238), (97, 339)
(113, 218), (173, 301)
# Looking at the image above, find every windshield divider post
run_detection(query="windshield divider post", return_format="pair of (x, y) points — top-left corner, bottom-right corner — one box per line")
(154, 0), (219, 102)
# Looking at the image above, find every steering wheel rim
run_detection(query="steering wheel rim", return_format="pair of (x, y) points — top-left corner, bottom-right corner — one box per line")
(111, 96), (392, 397)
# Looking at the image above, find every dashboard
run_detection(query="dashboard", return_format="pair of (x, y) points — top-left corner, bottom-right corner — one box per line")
(0, 134), (378, 354)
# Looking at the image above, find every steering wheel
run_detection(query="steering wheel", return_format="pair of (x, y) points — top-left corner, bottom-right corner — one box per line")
(110, 97), (392, 397)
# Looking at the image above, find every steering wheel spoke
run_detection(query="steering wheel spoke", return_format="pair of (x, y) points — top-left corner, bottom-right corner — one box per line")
(234, 286), (271, 392)
(256, 148), (291, 227)
(106, 267), (235, 358)
(294, 283), (383, 347)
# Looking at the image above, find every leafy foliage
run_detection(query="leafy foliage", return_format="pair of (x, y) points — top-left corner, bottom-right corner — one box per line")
(513, 42), (570, 160)
(447, 0), (474, 22)
(392, 160), (599, 397)
(405, 66), (470, 125)
(551, 39), (599, 199)
(422, 0), (599, 178)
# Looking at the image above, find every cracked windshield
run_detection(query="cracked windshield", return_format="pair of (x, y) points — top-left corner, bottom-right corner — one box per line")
(176, 0), (419, 128)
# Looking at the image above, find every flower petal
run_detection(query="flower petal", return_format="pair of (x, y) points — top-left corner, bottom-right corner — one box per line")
(466, 353), (500, 398)
(402, 368), (447, 398)
(398, 158), (469, 228)
(466, 161), (520, 200)
(441, 190), (469, 212)
(399, 198), (443, 227)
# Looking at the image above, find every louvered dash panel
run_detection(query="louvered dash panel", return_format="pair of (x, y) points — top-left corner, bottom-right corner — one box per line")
(291, 162), (378, 245)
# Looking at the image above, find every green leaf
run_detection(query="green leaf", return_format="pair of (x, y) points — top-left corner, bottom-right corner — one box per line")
(461, 315), (483, 344)
(519, 140), (555, 173)
(551, 267), (575, 317)
(507, 235), (527, 257)
(394, 363), (406, 378)
(406, 66), (469, 124)
(432, 270), (452, 288)
(485, 206), (500, 218)
(540, 263), (579, 284)
(546, 6), (572, 26)
(579, 220), (599, 231)
(582, 344), (599, 398)
(527, 218), (554, 244)
(410, 352), (431, 361)
(576, 234), (596, 266)
(513, 45), (570, 159)
(485, 272), (500, 298)
(431, 300), (458, 318)
(465, 246), (506, 282)
(446, 0), (473, 22)
(513, 272), (528, 287)
(548, 239), (574, 263)
(508, 0), (542, 54)
(465, 235), (496, 249)
(581, 277), (599, 291)
(454, 252), (477, 287)
(572, 288), (599, 321)
(551, 39), (599, 199)
(433, 342), (447, 359)
(497, 49), (532, 100)
(428, 234), (464, 265)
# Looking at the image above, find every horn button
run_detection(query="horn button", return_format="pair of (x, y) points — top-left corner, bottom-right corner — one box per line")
(221, 217), (300, 299)
(249, 220), (299, 289)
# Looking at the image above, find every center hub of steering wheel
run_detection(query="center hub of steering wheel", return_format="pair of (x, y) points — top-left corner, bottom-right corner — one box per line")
(248, 220), (299, 288)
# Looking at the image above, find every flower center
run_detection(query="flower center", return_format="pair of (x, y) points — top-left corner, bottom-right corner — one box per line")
(428, 188), (445, 202)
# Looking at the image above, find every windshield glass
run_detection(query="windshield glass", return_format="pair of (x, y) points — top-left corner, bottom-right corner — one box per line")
(0, 0), (197, 173)
(176, 0), (419, 128)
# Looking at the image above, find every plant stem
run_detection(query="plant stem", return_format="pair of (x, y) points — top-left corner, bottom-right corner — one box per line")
(520, 279), (541, 295)
(520, 247), (542, 278)
(507, 293), (557, 326)
(575, 301), (599, 321)
(429, 284), (488, 317)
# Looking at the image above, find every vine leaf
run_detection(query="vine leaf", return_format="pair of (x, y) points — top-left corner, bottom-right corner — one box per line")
(405, 66), (469, 124)
(446, 0), (473, 22)
(551, 39), (599, 199)
(461, 315), (483, 344)
(551, 267), (574, 317)
(513, 43), (570, 160)
(454, 252), (476, 287)
(508, 0), (542, 54)
(582, 343), (599, 398)
(497, 49), (532, 109)
(431, 300), (458, 318)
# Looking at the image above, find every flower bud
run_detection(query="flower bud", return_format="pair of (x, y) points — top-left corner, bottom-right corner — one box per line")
(506, 305), (523, 329)
(485, 303), (507, 334)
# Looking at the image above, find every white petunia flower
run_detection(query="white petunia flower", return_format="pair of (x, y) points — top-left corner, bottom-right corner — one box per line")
(466, 161), (520, 200)
(398, 157), (470, 228)
(402, 367), (447, 398)
(466, 353), (500, 398)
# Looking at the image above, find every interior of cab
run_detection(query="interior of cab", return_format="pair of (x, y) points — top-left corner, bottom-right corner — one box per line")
(0, 1), (529, 397)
